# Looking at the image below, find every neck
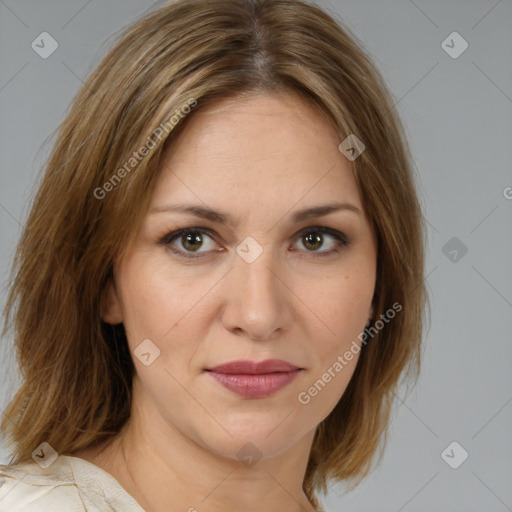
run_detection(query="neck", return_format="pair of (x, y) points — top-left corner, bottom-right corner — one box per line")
(83, 385), (319, 512)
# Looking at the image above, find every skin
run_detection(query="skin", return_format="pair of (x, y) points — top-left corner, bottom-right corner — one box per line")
(73, 91), (377, 512)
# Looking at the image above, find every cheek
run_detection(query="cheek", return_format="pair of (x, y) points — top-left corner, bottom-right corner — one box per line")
(297, 278), (369, 414)
(310, 271), (374, 342)
(115, 254), (214, 358)
(117, 265), (173, 338)
(299, 265), (373, 400)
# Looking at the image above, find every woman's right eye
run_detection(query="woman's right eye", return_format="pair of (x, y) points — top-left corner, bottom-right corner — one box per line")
(160, 228), (221, 259)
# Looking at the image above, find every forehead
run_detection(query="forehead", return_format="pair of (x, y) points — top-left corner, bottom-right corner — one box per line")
(151, 92), (363, 214)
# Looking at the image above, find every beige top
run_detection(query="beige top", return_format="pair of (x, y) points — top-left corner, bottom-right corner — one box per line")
(0, 454), (326, 511)
(0, 454), (145, 511)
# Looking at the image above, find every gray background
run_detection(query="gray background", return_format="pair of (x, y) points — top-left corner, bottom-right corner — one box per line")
(1, 1), (511, 511)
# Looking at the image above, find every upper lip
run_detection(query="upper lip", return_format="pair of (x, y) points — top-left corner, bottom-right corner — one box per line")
(205, 359), (302, 374)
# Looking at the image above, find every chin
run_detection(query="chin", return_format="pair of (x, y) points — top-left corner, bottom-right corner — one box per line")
(192, 415), (311, 464)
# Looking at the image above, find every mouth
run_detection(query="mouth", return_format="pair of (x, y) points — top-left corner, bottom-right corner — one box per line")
(204, 359), (304, 399)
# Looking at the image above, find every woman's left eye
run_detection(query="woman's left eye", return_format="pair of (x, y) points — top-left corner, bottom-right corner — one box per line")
(294, 227), (349, 255)
(159, 226), (349, 259)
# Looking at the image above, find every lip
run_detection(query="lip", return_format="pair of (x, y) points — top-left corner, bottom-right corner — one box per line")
(204, 359), (303, 399)
(206, 359), (301, 374)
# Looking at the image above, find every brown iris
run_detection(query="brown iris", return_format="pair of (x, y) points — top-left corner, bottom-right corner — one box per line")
(303, 233), (323, 251)
(182, 232), (203, 251)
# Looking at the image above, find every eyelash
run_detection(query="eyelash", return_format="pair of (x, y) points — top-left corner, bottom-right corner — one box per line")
(158, 226), (350, 260)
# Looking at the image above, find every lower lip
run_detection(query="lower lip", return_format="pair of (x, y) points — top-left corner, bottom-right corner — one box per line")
(206, 370), (302, 398)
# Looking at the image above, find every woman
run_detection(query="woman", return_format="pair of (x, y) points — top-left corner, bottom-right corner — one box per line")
(0, 0), (429, 510)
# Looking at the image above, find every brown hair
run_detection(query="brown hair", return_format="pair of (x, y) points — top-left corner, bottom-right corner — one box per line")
(1, 0), (429, 507)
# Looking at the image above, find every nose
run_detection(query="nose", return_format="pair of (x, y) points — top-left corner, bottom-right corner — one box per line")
(219, 245), (294, 341)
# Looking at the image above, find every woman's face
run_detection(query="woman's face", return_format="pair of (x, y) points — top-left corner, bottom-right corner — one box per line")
(104, 92), (377, 462)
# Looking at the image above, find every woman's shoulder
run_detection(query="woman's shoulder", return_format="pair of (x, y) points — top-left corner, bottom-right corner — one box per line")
(0, 454), (144, 511)
(0, 455), (89, 512)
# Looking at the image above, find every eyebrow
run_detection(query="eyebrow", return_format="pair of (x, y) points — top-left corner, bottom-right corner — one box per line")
(150, 201), (361, 226)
